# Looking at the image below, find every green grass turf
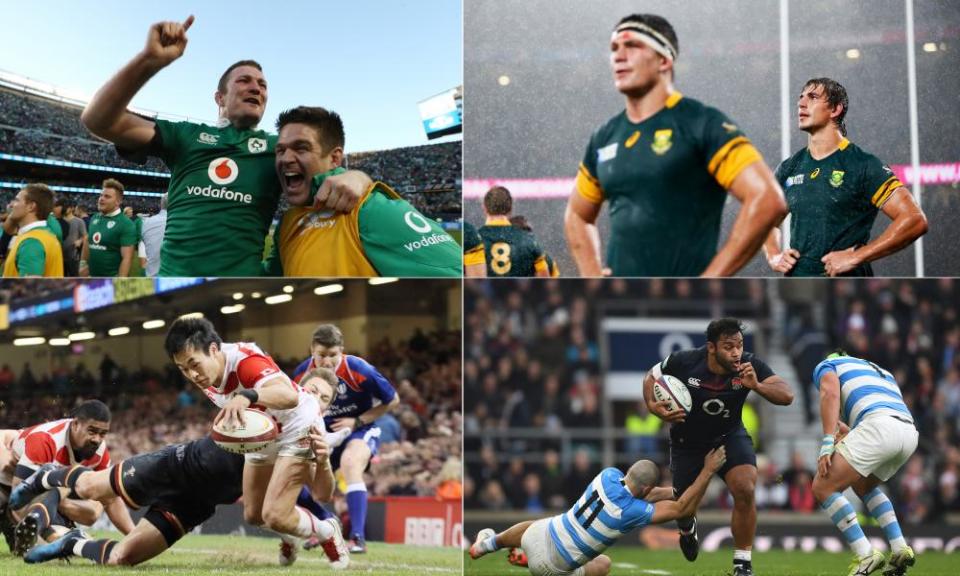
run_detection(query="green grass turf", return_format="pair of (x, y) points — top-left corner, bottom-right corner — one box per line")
(1, 533), (461, 575)
(466, 548), (953, 575)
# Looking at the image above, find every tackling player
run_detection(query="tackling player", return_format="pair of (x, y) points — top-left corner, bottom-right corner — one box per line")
(80, 179), (137, 278)
(162, 318), (338, 564)
(263, 106), (461, 277)
(480, 186), (549, 277)
(81, 15), (372, 276)
(1, 184), (64, 278)
(14, 369), (348, 567)
(470, 449), (727, 576)
(463, 221), (487, 277)
(643, 318), (794, 576)
(764, 78), (928, 277)
(565, 13), (786, 277)
(811, 353), (918, 576)
(6, 401), (133, 555)
(292, 324), (399, 553)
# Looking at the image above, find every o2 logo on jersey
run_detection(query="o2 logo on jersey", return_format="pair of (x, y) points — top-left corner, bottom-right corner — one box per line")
(92, 232), (102, 245)
(404, 211), (432, 233)
(208, 158), (239, 185)
(702, 399), (730, 418)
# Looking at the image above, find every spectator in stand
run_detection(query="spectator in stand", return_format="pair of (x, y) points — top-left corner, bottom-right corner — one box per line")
(62, 199), (87, 276)
(138, 193), (167, 276)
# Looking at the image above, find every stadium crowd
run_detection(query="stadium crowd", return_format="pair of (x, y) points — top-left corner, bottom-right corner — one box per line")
(1, 87), (463, 221)
(464, 279), (960, 524)
(0, 329), (461, 499)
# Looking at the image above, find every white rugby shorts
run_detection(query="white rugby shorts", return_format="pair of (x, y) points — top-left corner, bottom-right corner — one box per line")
(520, 518), (586, 576)
(836, 413), (918, 481)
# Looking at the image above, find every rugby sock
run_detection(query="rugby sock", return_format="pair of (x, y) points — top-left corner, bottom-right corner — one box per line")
(863, 488), (907, 552)
(345, 483), (368, 540)
(28, 488), (61, 536)
(480, 535), (499, 553)
(733, 549), (752, 569)
(41, 465), (90, 499)
(76, 538), (117, 564)
(291, 506), (332, 540)
(296, 485), (335, 521)
(822, 493), (872, 558)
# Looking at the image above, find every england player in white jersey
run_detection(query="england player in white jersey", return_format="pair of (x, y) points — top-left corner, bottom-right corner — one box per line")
(164, 318), (343, 566)
(470, 448), (725, 576)
(811, 353), (918, 576)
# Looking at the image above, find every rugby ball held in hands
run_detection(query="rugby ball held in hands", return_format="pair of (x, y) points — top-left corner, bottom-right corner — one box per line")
(653, 374), (693, 413)
(212, 409), (278, 454)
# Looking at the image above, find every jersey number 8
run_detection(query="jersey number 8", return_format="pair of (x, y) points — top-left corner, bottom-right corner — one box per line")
(490, 242), (512, 275)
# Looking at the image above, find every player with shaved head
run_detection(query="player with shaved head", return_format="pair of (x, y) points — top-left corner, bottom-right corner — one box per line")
(469, 449), (727, 576)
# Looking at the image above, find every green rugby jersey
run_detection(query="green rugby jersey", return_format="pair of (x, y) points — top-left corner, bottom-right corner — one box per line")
(148, 119), (279, 277)
(87, 209), (137, 277)
(478, 220), (548, 277)
(775, 138), (903, 277)
(577, 92), (762, 276)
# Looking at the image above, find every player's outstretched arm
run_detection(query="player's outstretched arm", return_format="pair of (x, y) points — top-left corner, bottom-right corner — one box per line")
(104, 495), (136, 535)
(313, 170), (373, 213)
(821, 187), (928, 277)
(650, 447), (726, 523)
(308, 426), (336, 502)
(564, 192), (605, 277)
(645, 486), (676, 503)
(702, 162), (788, 277)
(81, 16), (195, 149)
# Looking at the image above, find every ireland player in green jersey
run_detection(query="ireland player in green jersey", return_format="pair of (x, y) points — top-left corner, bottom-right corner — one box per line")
(80, 179), (137, 277)
(565, 14), (787, 277)
(764, 78), (928, 277)
(480, 187), (549, 277)
(81, 15), (371, 277)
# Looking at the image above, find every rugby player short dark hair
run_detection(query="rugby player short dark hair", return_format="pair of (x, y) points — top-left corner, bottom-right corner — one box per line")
(804, 77), (849, 136)
(509, 215), (532, 231)
(615, 14), (679, 60)
(301, 367), (338, 392)
(22, 183), (54, 220)
(311, 324), (344, 348)
(53, 194), (65, 208)
(164, 317), (223, 358)
(218, 59), (263, 94)
(71, 399), (111, 423)
(484, 186), (513, 216)
(276, 106), (345, 155)
(102, 178), (124, 198)
(706, 318), (745, 343)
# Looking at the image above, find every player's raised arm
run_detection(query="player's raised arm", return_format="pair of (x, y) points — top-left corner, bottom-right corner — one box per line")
(821, 187), (928, 277)
(702, 162), (787, 277)
(651, 447), (726, 523)
(81, 15), (195, 149)
(564, 191), (606, 276)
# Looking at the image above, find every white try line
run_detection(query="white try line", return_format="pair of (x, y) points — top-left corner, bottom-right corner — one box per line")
(167, 546), (461, 573)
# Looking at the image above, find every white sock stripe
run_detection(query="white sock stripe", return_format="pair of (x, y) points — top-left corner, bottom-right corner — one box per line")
(73, 540), (88, 557)
(865, 492), (888, 511)
(733, 549), (752, 561)
(877, 510), (897, 526)
(825, 497), (848, 517)
(345, 483), (367, 493)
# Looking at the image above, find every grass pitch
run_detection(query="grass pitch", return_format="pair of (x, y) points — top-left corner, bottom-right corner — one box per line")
(1, 533), (460, 576)
(466, 548), (954, 575)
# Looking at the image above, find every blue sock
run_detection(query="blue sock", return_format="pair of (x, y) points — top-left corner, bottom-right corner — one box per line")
(822, 492), (871, 558)
(863, 488), (907, 552)
(296, 485), (334, 521)
(346, 483), (368, 540)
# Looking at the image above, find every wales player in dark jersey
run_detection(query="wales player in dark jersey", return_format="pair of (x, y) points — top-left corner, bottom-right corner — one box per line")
(81, 15), (371, 277)
(15, 430), (340, 567)
(565, 14), (787, 277)
(642, 318), (794, 576)
(463, 221), (487, 277)
(479, 187), (549, 277)
(764, 78), (928, 277)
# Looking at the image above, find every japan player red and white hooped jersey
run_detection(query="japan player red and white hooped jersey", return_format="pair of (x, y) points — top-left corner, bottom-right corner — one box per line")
(12, 418), (111, 475)
(205, 342), (319, 446)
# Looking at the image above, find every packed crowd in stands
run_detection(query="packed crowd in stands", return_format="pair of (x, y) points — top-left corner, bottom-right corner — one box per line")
(0, 329), (461, 498)
(464, 279), (960, 523)
(0, 189), (163, 218)
(1, 87), (463, 220)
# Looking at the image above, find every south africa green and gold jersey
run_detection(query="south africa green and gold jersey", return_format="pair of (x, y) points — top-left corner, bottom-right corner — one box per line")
(775, 138), (903, 277)
(148, 119), (279, 277)
(576, 92), (762, 276)
(478, 220), (548, 277)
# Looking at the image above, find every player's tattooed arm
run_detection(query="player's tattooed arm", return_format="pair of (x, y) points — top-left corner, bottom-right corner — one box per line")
(82, 16), (195, 149)
(740, 364), (794, 405)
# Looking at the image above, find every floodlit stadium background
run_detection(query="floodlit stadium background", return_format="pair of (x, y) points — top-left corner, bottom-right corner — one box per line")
(464, 0), (960, 276)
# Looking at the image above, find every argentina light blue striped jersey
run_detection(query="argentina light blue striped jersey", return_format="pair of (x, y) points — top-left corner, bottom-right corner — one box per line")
(547, 467), (654, 569)
(813, 356), (914, 429)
